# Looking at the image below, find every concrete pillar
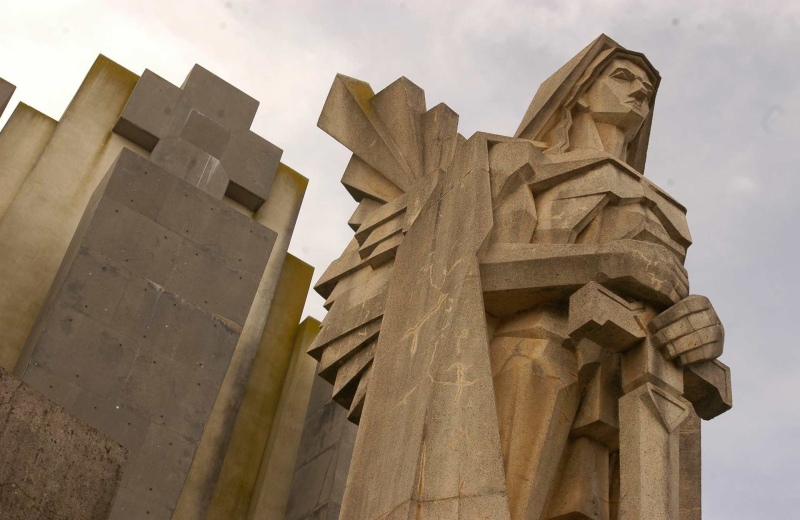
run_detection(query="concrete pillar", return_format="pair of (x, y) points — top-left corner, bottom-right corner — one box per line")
(245, 317), (321, 520)
(0, 56), (144, 372)
(173, 163), (309, 518)
(0, 103), (57, 220)
(204, 255), (315, 518)
(0, 58), (317, 519)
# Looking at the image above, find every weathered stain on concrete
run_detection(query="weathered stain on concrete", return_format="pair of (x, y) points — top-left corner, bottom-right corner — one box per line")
(246, 317), (321, 520)
(0, 56), (145, 372)
(0, 77), (14, 118)
(0, 103), (56, 220)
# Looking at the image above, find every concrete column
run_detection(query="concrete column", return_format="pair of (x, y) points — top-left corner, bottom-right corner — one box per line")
(0, 103), (57, 220)
(246, 317), (321, 520)
(173, 163), (308, 518)
(16, 149), (277, 519)
(204, 255), (315, 518)
(0, 55), (144, 372)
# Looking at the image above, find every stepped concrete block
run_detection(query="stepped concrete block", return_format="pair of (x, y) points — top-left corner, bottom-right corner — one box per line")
(181, 64), (259, 131)
(221, 129), (283, 211)
(113, 69), (182, 151)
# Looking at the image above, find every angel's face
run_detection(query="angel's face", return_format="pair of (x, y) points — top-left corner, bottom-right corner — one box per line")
(583, 58), (655, 138)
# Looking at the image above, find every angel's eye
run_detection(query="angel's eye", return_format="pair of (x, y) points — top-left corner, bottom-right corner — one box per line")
(610, 68), (635, 81)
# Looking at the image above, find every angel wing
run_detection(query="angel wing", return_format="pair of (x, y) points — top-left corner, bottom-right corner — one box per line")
(307, 74), (462, 423)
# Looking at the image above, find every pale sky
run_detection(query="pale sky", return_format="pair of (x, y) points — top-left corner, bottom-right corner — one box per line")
(1, 0), (798, 517)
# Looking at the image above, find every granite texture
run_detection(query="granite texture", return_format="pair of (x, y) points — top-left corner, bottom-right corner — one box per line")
(0, 367), (127, 520)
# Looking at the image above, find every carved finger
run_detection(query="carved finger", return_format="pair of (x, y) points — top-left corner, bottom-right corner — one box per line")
(662, 323), (724, 360)
(668, 253), (689, 282)
(660, 263), (688, 304)
(682, 294), (713, 313)
(652, 317), (694, 349)
(679, 341), (724, 366)
(672, 267), (690, 302)
(667, 283), (687, 307)
(687, 307), (719, 329)
(662, 248), (688, 283)
(649, 295), (712, 332)
(652, 307), (720, 349)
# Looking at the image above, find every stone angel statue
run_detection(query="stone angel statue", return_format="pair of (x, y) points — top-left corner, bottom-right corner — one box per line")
(308, 34), (732, 520)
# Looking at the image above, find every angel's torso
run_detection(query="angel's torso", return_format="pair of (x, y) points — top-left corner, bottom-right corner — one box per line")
(530, 158), (691, 261)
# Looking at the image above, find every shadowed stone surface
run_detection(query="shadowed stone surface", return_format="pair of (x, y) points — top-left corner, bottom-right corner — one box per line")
(679, 410), (702, 520)
(181, 64), (259, 131)
(172, 160), (308, 518)
(221, 129), (283, 211)
(205, 258), (317, 519)
(286, 371), (357, 520)
(0, 367), (127, 520)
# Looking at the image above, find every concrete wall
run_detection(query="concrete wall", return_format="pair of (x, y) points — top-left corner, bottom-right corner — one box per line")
(246, 317), (321, 520)
(0, 56), (145, 372)
(17, 149), (276, 519)
(0, 367), (127, 520)
(285, 372), (358, 520)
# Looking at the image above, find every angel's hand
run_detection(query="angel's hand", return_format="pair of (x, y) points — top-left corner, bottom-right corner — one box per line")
(649, 295), (724, 366)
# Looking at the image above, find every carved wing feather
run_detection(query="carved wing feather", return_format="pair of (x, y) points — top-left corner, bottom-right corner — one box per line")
(311, 73), (460, 423)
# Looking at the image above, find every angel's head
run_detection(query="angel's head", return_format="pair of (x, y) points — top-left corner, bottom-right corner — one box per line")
(577, 56), (656, 143)
(516, 36), (660, 172)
